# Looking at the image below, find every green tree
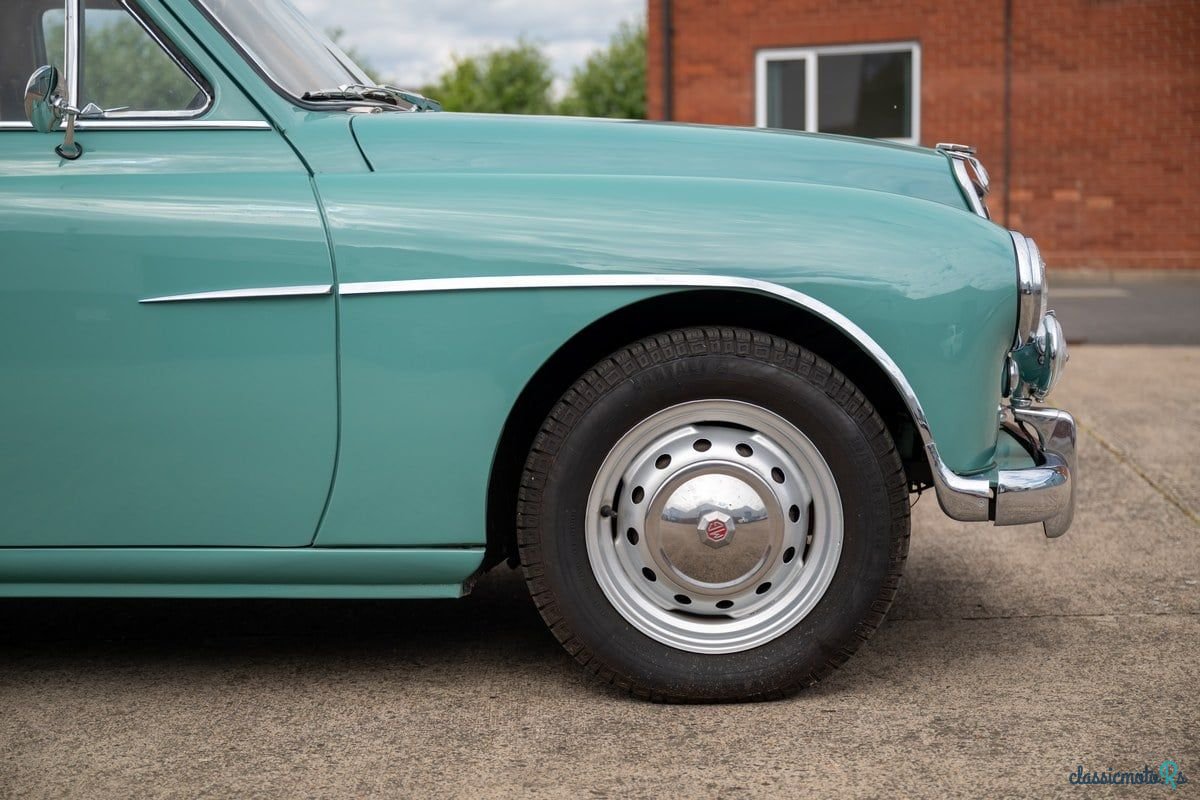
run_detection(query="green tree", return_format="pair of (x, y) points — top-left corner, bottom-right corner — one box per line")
(422, 40), (554, 114)
(559, 21), (646, 119)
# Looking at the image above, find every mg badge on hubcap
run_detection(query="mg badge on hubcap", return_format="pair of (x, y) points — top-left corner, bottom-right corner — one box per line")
(585, 400), (844, 654)
(700, 511), (734, 547)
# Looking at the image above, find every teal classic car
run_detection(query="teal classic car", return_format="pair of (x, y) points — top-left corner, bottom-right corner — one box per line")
(1, 0), (1075, 701)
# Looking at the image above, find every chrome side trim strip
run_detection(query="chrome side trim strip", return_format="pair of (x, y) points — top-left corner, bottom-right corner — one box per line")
(339, 273), (1073, 529)
(139, 284), (332, 304)
(341, 273), (942, 444)
(337, 274), (769, 296)
(0, 120), (271, 130)
(134, 272), (1069, 530)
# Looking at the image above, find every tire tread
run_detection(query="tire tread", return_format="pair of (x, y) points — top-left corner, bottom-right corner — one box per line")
(517, 327), (910, 702)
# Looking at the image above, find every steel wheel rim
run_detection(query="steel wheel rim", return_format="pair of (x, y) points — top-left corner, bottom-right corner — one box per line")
(585, 400), (844, 654)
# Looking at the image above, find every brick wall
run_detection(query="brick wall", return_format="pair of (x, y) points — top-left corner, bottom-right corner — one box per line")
(648, 0), (1200, 269)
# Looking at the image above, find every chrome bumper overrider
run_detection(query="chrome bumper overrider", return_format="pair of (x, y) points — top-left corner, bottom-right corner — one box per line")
(928, 406), (1077, 538)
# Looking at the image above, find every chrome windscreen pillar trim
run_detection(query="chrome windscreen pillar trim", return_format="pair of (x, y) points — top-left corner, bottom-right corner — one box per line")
(995, 407), (1077, 537)
(139, 284), (332, 303)
(338, 275), (936, 448)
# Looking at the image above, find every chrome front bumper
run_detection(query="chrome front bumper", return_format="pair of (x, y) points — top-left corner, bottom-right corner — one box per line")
(928, 405), (1078, 538)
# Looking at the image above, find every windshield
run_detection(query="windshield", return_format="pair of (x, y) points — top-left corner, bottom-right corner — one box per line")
(195, 0), (373, 99)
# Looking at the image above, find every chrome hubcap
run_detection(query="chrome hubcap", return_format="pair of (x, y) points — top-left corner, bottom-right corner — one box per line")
(586, 400), (844, 654)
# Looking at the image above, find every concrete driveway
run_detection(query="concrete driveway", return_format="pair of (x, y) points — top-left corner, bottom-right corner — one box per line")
(1, 342), (1197, 798)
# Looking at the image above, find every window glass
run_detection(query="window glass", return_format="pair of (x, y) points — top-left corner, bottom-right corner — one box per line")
(196, 0), (366, 100)
(42, 15), (66, 78)
(817, 51), (912, 139)
(766, 59), (806, 131)
(0, 2), (53, 121)
(41, 1), (205, 114)
(759, 45), (917, 141)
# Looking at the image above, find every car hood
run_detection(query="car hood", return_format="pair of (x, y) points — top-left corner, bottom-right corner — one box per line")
(348, 112), (969, 211)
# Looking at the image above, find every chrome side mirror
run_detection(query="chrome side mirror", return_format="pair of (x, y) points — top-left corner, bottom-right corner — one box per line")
(24, 65), (64, 133)
(23, 65), (83, 160)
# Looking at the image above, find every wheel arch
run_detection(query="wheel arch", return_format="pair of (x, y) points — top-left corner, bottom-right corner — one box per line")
(483, 288), (931, 571)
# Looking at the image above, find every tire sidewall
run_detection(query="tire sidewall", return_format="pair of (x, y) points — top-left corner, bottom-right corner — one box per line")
(532, 344), (901, 699)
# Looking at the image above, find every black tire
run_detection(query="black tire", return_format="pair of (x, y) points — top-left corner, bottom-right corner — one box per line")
(517, 327), (910, 702)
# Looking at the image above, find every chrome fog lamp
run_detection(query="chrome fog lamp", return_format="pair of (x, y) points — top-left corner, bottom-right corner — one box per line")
(1026, 311), (1068, 399)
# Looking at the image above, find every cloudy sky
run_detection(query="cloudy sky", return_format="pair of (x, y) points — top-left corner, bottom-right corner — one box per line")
(292, 0), (645, 91)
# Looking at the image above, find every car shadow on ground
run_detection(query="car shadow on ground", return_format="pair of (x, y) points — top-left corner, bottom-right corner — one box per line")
(0, 566), (546, 652)
(0, 555), (1029, 699)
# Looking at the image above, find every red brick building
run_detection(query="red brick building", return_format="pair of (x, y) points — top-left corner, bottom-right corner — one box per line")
(647, 0), (1199, 269)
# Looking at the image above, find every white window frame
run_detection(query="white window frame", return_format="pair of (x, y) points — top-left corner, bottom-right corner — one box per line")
(755, 41), (921, 145)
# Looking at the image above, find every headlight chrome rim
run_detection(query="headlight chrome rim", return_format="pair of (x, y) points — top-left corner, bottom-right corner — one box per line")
(1011, 231), (1047, 348)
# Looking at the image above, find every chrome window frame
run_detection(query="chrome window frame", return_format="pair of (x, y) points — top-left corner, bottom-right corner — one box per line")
(754, 41), (922, 145)
(62, 0), (214, 120)
(0, 119), (269, 130)
(0, 0), (275, 132)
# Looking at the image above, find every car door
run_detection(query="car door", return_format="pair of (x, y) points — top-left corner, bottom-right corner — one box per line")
(0, 0), (337, 547)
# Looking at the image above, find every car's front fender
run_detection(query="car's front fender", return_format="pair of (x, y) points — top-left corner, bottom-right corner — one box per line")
(311, 172), (1015, 546)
